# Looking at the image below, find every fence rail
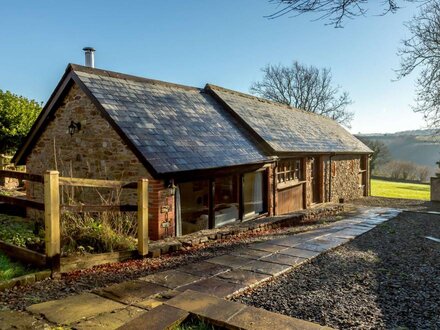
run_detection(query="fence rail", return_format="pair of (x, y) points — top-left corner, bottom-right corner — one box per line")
(61, 204), (138, 213)
(0, 195), (44, 210)
(0, 169), (43, 183)
(0, 169), (149, 274)
(58, 177), (137, 189)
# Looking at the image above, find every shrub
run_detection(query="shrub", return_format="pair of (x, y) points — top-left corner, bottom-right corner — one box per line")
(61, 211), (137, 255)
(0, 214), (44, 252)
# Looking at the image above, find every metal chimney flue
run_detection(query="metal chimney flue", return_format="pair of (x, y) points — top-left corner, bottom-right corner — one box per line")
(83, 47), (95, 68)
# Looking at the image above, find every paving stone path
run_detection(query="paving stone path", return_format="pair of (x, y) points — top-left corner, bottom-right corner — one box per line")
(2, 206), (400, 329)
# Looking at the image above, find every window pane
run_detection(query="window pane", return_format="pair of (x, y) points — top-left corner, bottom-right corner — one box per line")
(214, 175), (239, 227)
(243, 171), (264, 219)
(295, 159), (301, 180)
(179, 180), (209, 235)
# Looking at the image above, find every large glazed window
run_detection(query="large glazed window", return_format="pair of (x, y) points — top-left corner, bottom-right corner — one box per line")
(243, 171), (264, 219)
(214, 175), (239, 227)
(179, 180), (210, 235)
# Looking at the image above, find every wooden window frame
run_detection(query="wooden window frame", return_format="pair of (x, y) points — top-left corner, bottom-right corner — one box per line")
(277, 159), (304, 184)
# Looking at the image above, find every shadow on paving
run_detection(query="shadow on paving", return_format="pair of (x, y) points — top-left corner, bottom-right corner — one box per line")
(235, 212), (440, 329)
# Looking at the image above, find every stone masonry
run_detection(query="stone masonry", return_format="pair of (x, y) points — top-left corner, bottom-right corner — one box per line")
(329, 155), (365, 203)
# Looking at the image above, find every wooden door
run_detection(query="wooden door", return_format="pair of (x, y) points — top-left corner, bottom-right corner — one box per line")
(277, 184), (304, 214)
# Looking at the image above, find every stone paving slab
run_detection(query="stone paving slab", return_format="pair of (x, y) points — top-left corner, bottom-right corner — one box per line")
(279, 247), (321, 259)
(176, 277), (246, 298)
(178, 261), (231, 277)
(135, 289), (181, 310)
(165, 290), (246, 323)
(27, 293), (126, 325)
(73, 306), (146, 330)
(139, 269), (202, 289)
(217, 269), (271, 286)
(95, 280), (168, 304)
(331, 228), (369, 238)
(230, 248), (272, 259)
(248, 242), (289, 253)
(344, 227), (371, 234)
(0, 310), (48, 330)
(165, 290), (333, 330)
(363, 219), (386, 225)
(269, 236), (304, 247)
(227, 304), (333, 330)
(294, 240), (345, 252)
(293, 242), (333, 252)
(335, 218), (365, 225)
(333, 233), (356, 239)
(353, 223), (376, 228)
(240, 260), (291, 276)
(117, 304), (189, 330)
(260, 253), (307, 266)
(206, 254), (254, 268)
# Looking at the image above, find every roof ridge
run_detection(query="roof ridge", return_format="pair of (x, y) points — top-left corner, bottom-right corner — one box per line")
(205, 83), (331, 121)
(69, 63), (201, 92)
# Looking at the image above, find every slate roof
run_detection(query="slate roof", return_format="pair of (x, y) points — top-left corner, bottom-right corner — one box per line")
(13, 64), (371, 175)
(72, 66), (271, 174)
(207, 85), (372, 154)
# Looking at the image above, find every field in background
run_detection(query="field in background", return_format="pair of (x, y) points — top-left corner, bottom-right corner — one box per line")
(357, 129), (439, 177)
(371, 179), (430, 200)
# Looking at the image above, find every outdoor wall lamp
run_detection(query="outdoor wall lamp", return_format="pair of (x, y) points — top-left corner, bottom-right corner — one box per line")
(68, 121), (81, 136)
(166, 179), (177, 196)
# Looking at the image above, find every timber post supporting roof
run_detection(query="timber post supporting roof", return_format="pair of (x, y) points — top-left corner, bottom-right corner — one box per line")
(13, 64), (371, 179)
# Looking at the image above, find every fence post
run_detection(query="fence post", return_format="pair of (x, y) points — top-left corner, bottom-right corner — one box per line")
(138, 178), (149, 257)
(44, 170), (60, 273)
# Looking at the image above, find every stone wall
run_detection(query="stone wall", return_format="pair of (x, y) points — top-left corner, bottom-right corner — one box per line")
(25, 83), (174, 240)
(329, 155), (365, 203)
(431, 177), (440, 202)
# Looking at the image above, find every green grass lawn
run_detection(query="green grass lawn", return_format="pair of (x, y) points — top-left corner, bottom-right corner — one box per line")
(371, 179), (430, 200)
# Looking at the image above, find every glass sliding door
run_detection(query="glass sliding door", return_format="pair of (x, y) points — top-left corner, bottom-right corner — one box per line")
(243, 171), (264, 220)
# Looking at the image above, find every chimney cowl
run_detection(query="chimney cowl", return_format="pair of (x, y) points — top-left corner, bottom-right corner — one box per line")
(83, 47), (95, 68)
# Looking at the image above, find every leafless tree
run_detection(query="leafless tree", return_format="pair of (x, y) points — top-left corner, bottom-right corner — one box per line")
(397, 0), (440, 130)
(250, 62), (354, 127)
(267, 0), (414, 27)
(377, 159), (432, 181)
(417, 165), (430, 182)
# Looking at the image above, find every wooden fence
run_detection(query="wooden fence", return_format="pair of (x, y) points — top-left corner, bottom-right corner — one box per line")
(0, 169), (149, 273)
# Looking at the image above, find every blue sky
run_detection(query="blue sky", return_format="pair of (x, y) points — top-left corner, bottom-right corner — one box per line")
(0, 0), (423, 133)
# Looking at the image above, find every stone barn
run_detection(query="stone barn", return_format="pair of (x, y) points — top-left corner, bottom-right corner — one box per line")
(13, 63), (371, 241)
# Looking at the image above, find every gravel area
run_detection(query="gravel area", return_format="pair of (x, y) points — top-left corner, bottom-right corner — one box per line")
(235, 212), (440, 329)
(0, 216), (340, 311)
(351, 196), (440, 212)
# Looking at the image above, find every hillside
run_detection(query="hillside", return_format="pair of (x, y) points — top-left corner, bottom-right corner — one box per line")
(357, 129), (439, 176)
